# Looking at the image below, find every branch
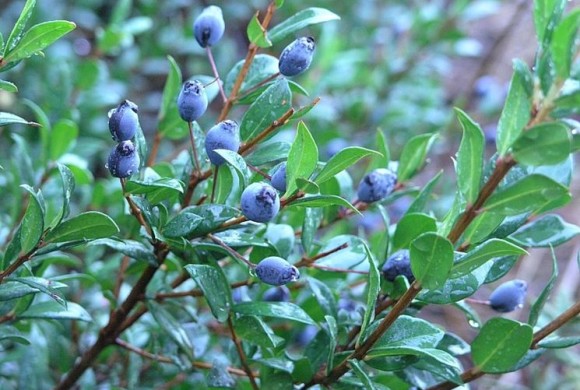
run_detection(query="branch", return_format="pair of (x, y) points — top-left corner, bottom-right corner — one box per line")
(227, 316), (259, 390)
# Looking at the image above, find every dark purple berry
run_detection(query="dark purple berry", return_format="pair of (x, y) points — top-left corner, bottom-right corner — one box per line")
(325, 138), (348, 159)
(278, 37), (316, 77)
(263, 285), (291, 302)
(270, 162), (287, 192)
(489, 279), (527, 313)
(357, 168), (397, 203)
(241, 182), (280, 223)
(193, 6), (225, 48)
(108, 100), (140, 142)
(255, 256), (300, 286)
(107, 140), (140, 178)
(382, 249), (414, 283)
(204, 120), (240, 166)
(177, 80), (208, 122)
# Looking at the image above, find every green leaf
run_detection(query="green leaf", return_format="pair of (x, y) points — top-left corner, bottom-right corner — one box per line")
(232, 302), (315, 324)
(185, 264), (232, 323)
(224, 54), (279, 97)
(450, 239), (526, 278)
(125, 177), (184, 205)
(246, 141), (290, 166)
(368, 129), (390, 171)
(509, 214), (580, 247)
(18, 301), (91, 322)
(397, 133), (437, 182)
(419, 262), (492, 304)
(213, 149), (250, 186)
(302, 207), (322, 254)
(551, 9), (580, 78)
(534, 0), (566, 45)
(181, 204), (239, 238)
(9, 276), (66, 307)
(247, 13), (272, 47)
(0, 325), (30, 345)
(357, 243), (380, 347)
(455, 108), (484, 204)
(147, 301), (194, 360)
(307, 277), (337, 318)
(89, 238), (157, 265)
(240, 78), (292, 141)
(236, 315), (284, 349)
(157, 55), (181, 136)
(44, 211), (119, 243)
(0, 79), (18, 92)
(512, 122), (571, 166)
(162, 211), (203, 238)
(296, 177), (320, 194)
(462, 212), (504, 246)
(407, 170), (442, 214)
(315, 146), (382, 184)
(19, 185), (44, 253)
(286, 194), (361, 216)
(528, 247), (558, 326)
(268, 7), (340, 43)
(49, 119), (78, 161)
(4, 21), (76, 63)
(483, 174), (569, 215)
(348, 360), (376, 390)
(410, 233), (454, 290)
(370, 315), (445, 349)
(285, 121), (319, 196)
(496, 60), (533, 156)
(471, 318), (533, 373)
(538, 336), (580, 349)
(52, 163), (76, 227)
(0, 112), (39, 127)
(4, 0), (36, 54)
(392, 213), (437, 251)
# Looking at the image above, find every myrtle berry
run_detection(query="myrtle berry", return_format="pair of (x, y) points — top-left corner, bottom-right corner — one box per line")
(338, 296), (359, 312)
(177, 80), (208, 122)
(295, 325), (318, 347)
(204, 120), (240, 166)
(357, 168), (397, 203)
(107, 140), (140, 178)
(278, 36), (316, 77)
(255, 256), (300, 286)
(241, 182), (280, 223)
(325, 138), (348, 159)
(382, 249), (414, 283)
(108, 100), (140, 142)
(263, 285), (291, 302)
(193, 5), (225, 48)
(489, 279), (527, 313)
(270, 162), (287, 192)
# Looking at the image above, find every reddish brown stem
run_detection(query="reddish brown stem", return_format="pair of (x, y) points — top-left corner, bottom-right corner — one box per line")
(227, 316), (259, 390)
(146, 132), (162, 167)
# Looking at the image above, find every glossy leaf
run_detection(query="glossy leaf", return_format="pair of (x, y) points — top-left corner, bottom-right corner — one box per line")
(397, 133), (437, 182)
(44, 211), (119, 243)
(472, 318), (533, 373)
(52, 163), (75, 227)
(410, 233), (454, 290)
(4, 21), (76, 63)
(307, 277), (337, 318)
(157, 55), (181, 134)
(247, 13), (272, 47)
(528, 248), (558, 326)
(213, 149), (250, 186)
(240, 77), (291, 141)
(4, 0), (36, 53)
(268, 7), (340, 43)
(147, 301), (194, 360)
(89, 238), (157, 265)
(450, 239), (526, 278)
(233, 302), (315, 324)
(552, 9), (580, 78)
(512, 122), (571, 166)
(538, 336), (580, 349)
(302, 207), (322, 254)
(462, 212), (504, 246)
(246, 141), (290, 166)
(348, 360), (376, 390)
(533, 0), (566, 45)
(455, 108), (484, 204)
(0, 325), (30, 345)
(185, 264), (232, 323)
(358, 243), (380, 347)
(20, 185), (44, 254)
(392, 213), (437, 251)
(0, 79), (17, 92)
(496, 59), (533, 156)
(18, 301), (91, 322)
(285, 121), (318, 196)
(0, 112), (38, 127)
(224, 54), (279, 96)
(371, 315), (445, 349)
(0, 277), (66, 302)
(419, 262), (492, 304)
(162, 211), (203, 238)
(236, 315), (284, 349)
(49, 119), (78, 161)
(407, 170), (442, 214)
(315, 146), (382, 184)
(368, 129), (390, 171)
(287, 194), (360, 215)
(125, 177), (184, 204)
(484, 174), (569, 216)
(181, 204), (239, 237)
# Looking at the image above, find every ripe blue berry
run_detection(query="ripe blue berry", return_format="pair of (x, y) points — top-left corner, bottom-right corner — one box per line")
(263, 286), (291, 302)
(107, 140), (140, 178)
(255, 256), (300, 286)
(177, 80), (208, 122)
(270, 162), (287, 192)
(193, 5), (225, 48)
(241, 182), (280, 223)
(108, 100), (140, 142)
(489, 279), (527, 313)
(204, 120), (240, 166)
(278, 36), (316, 77)
(382, 249), (414, 283)
(357, 168), (397, 203)
(325, 138), (348, 159)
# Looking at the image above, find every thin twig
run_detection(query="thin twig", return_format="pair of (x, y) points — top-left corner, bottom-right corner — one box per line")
(294, 242), (349, 267)
(206, 47), (227, 103)
(234, 72), (281, 102)
(188, 121), (201, 173)
(227, 316), (259, 389)
(146, 132), (162, 167)
(208, 233), (255, 268)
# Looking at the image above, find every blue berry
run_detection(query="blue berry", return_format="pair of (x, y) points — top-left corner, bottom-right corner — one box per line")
(278, 36), (316, 77)
(107, 140), (140, 178)
(325, 138), (348, 159)
(193, 6), (225, 48)
(382, 249), (414, 283)
(489, 279), (527, 313)
(295, 325), (318, 347)
(270, 162), (287, 192)
(204, 120), (240, 166)
(338, 296), (359, 312)
(357, 168), (397, 203)
(255, 256), (300, 286)
(177, 80), (208, 122)
(241, 182), (280, 223)
(108, 100), (140, 142)
(263, 286), (291, 302)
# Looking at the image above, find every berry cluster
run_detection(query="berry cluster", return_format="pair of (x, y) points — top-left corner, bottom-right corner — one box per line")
(106, 100), (141, 178)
